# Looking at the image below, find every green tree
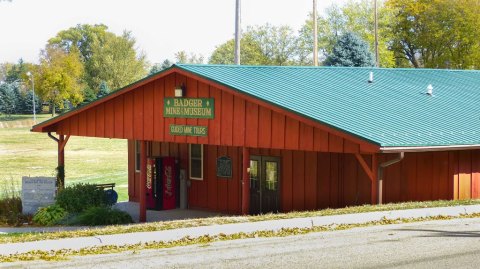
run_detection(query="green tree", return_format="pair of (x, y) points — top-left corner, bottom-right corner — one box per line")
(149, 59), (173, 75)
(324, 32), (375, 67)
(299, 1), (395, 67)
(248, 24), (300, 66)
(96, 81), (110, 99)
(49, 24), (148, 91)
(0, 82), (18, 117)
(4, 59), (27, 83)
(36, 45), (84, 116)
(385, 0), (480, 69)
(81, 87), (96, 105)
(88, 31), (148, 90)
(175, 51), (204, 64)
(209, 24), (301, 66)
(209, 34), (268, 65)
(21, 90), (42, 114)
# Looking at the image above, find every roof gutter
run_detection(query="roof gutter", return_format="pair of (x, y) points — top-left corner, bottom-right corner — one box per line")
(377, 152), (404, 205)
(380, 144), (480, 153)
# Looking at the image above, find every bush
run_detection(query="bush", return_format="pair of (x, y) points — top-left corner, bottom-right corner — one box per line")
(74, 206), (133, 226)
(0, 178), (27, 226)
(0, 196), (25, 226)
(56, 183), (111, 213)
(32, 204), (67, 226)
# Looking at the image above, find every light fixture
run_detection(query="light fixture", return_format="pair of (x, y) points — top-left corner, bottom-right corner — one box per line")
(174, 84), (185, 97)
(26, 71), (36, 123)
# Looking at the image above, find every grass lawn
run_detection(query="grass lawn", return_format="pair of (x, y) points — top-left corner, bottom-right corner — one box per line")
(0, 114), (52, 122)
(0, 115), (128, 201)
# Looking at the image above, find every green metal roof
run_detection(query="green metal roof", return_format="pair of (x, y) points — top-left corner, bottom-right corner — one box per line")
(176, 64), (480, 147)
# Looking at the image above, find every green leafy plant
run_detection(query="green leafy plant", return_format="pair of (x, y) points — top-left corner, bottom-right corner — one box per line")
(74, 206), (133, 226)
(32, 204), (67, 226)
(55, 183), (110, 213)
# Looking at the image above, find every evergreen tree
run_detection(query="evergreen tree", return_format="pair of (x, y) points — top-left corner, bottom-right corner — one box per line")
(0, 83), (18, 117)
(81, 87), (96, 105)
(149, 59), (173, 75)
(22, 90), (42, 114)
(96, 81), (110, 99)
(5, 59), (27, 83)
(324, 32), (375, 67)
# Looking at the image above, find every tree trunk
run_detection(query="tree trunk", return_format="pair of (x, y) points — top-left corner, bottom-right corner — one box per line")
(51, 102), (56, 117)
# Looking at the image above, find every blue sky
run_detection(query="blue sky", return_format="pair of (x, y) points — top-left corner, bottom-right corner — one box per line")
(0, 0), (346, 64)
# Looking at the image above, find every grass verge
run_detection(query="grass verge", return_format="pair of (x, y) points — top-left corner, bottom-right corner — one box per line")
(1, 199), (479, 244)
(1, 213), (480, 263)
(0, 124), (128, 201)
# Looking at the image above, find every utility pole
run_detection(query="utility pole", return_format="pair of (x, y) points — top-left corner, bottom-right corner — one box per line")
(234, 0), (241, 65)
(313, 0), (318, 66)
(374, 0), (379, 67)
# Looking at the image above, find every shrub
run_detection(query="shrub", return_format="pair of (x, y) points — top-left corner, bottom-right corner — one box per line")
(56, 183), (110, 213)
(0, 178), (27, 226)
(32, 204), (67, 226)
(0, 196), (24, 226)
(74, 206), (133, 226)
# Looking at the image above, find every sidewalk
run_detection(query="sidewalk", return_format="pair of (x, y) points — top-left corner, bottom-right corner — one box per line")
(1, 204), (479, 256)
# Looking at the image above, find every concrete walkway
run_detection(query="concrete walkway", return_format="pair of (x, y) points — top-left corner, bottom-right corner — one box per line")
(1, 204), (479, 256)
(113, 202), (222, 222)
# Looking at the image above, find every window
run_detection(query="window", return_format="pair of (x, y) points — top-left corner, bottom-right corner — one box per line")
(189, 144), (203, 180)
(135, 140), (141, 172)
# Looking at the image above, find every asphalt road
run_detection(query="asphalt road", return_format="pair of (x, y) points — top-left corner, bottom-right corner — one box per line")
(4, 218), (480, 269)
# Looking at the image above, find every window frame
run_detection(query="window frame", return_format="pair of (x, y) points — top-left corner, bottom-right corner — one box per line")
(135, 140), (141, 173)
(189, 144), (204, 180)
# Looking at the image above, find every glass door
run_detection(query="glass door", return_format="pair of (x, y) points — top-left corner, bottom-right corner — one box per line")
(249, 156), (280, 214)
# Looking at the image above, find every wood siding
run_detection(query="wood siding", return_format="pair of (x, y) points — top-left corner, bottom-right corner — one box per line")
(382, 151), (480, 202)
(55, 73), (369, 153)
(129, 144), (480, 213)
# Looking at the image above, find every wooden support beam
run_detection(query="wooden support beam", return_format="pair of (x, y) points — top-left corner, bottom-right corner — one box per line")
(59, 135), (70, 151)
(371, 154), (378, 205)
(355, 153), (374, 181)
(139, 141), (147, 222)
(242, 147), (250, 215)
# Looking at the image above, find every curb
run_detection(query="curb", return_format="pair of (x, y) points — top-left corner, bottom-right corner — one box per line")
(1, 204), (480, 256)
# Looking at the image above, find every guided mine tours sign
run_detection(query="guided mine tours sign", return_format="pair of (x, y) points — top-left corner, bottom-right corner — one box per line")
(169, 124), (208, 137)
(164, 98), (214, 119)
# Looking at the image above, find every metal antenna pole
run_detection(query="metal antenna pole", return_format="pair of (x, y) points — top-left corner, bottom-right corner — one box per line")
(234, 0), (241, 65)
(374, 0), (379, 67)
(313, 0), (318, 66)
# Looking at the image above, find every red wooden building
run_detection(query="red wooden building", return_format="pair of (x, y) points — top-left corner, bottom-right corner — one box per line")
(32, 65), (480, 221)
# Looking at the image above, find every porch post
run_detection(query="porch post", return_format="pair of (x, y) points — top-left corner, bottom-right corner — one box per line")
(58, 135), (65, 167)
(52, 133), (70, 190)
(139, 140), (147, 222)
(371, 154), (378, 205)
(241, 147), (250, 215)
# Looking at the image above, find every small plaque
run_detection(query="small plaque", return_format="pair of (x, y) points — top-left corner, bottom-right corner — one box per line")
(22, 177), (56, 215)
(217, 156), (232, 178)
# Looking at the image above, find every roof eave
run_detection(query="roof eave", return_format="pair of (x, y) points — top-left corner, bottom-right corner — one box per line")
(380, 144), (480, 153)
(30, 65), (180, 133)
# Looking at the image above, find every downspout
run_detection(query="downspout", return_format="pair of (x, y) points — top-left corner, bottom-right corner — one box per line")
(48, 132), (59, 142)
(377, 152), (404, 204)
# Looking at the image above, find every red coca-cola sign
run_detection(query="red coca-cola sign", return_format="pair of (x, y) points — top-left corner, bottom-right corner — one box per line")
(146, 158), (156, 209)
(162, 157), (176, 210)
